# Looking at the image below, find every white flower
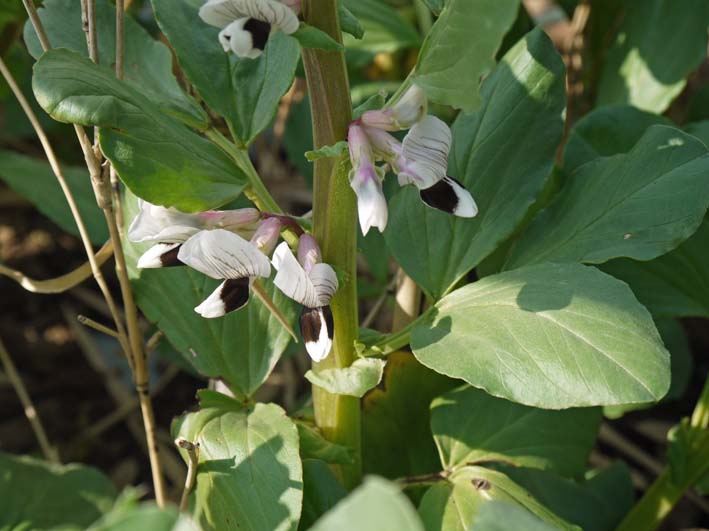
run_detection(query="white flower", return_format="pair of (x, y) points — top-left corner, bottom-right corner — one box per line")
(272, 238), (338, 361)
(178, 229), (272, 318)
(199, 0), (300, 58)
(128, 200), (261, 269)
(360, 84), (428, 131)
(348, 124), (388, 235)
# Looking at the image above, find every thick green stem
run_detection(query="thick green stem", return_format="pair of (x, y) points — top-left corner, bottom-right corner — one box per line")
(618, 377), (709, 531)
(301, 0), (360, 488)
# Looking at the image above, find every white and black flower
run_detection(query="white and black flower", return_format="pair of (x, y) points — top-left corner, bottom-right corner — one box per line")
(272, 236), (338, 361)
(347, 124), (388, 235)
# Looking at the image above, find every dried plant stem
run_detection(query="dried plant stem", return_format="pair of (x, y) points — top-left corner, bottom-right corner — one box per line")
(176, 438), (200, 511)
(0, 337), (59, 463)
(77, 315), (120, 339)
(22, 1), (167, 505)
(111, 0), (125, 224)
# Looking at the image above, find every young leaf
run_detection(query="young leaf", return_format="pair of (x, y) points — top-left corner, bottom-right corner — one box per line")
(152, 0), (299, 146)
(507, 126), (709, 269)
(305, 141), (348, 161)
(174, 401), (302, 531)
(363, 351), (457, 479)
(305, 358), (385, 397)
(24, 0), (207, 128)
(32, 49), (248, 212)
(310, 477), (424, 531)
(0, 452), (116, 531)
(291, 23), (344, 52)
(338, 3), (364, 39)
(563, 105), (671, 174)
(411, 263), (671, 409)
(431, 386), (601, 477)
(497, 463), (634, 531)
(417, 467), (576, 531)
(602, 219), (709, 318)
(123, 193), (297, 398)
(352, 93), (387, 120)
(385, 28), (565, 298)
(597, 0), (709, 113)
(0, 150), (107, 244)
(414, 0), (521, 112)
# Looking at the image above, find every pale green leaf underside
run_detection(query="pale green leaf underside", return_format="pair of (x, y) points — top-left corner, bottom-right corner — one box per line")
(305, 358), (385, 397)
(411, 262), (670, 409)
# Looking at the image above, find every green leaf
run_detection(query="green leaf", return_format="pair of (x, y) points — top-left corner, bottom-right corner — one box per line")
(431, 386), (600, 477)
(602, 219), (709, 318)
(305, 358), (385, 398)
(88, 504), (195, 531)
(291, 23), (343, 52)
(152, 0), (299, 146)
(296, 422), (356, 465)
(596, 0), (709, 113)
(414, 0), (521, 112)
(363, 352), (457, 478)
(421, 0), (444, 16)
(33, 48), (247, 212)
(341, 0), (420, 54)
(123, 193), (297, 397)
(417, 467), (576, 531)
(300, 460), (347, 530)
(174, 401), (302, 531)
(506, 126), (709, 268)
(0, 452), (116, 531)
(305, 141), (348, 161)
(338, 3), (364, 39)
(411, 263), (671, 409)
(386, 28), (565, 298)
(24, 0), (206, 128)
(310, 477), (424, 531)
(686, 120), (709, 146)
(471, 501), (557, 531)
(563, 105), (671, 174)
(496, 463), (634, 531)
(0, 150), (107, 244)
(352, 92), (387, 120)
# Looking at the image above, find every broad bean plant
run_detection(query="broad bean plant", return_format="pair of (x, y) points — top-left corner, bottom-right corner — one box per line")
(1, 0), (709, 530)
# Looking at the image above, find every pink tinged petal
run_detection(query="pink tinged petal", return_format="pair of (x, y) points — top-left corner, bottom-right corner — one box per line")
(300, 306), (333, 361)
(199, 0), (246, 28)
(297, 234), (321, 274)
(350, 165), (388, 235)
(309, 263), (338, 306)
(219, 18), (264, 58)
(136, 243), (182, 269)
(361, 84), (427, 131)
(197, 208), (261, 231)
(128, 200), (201, 243)
(420, 176), (478, 218)
(399, 115), (452, 189)
(347, 124), (374, 169)
(278, 0), (301, 15)
(272, 242), (320, 308)
(363, 126), (402, 163)
(195, 278), (251, 318)
(250, 217), (282, 255)
(177, 229), (271, 280)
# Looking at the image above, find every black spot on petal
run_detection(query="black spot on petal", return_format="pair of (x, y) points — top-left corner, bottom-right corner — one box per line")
(300, 307), (321, 344)
(221, 278), (250, 314)
(321, 305), (334, 340)
(420, 177), (460, 214)
(159, 243), (184, 267)
(244, 18), (271, 51)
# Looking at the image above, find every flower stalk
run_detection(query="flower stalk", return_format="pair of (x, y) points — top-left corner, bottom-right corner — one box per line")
(302, 0), (361, 488)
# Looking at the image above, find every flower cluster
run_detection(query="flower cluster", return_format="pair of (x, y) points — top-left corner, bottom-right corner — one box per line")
(199, 0), (301, 58)
(348, 84), (478, 235)
(129, 200), (337, 361)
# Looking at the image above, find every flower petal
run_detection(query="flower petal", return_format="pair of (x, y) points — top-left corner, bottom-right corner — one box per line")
(178, 229), (271, 280)
(136, 243), (183, 269)
(219, 18), (267, 58)
(195, 278), (251, 318)
(310, 263), (338, 306)
(399, 115), (452, 189)
(300, 306), (333, 361)
(240, 0), (300, 33)
(350, 166), (388, 235)
(199, 0), (247, 28)
(420, 176), (478, 218)
(297, 234), (321, 274)
(128, 200), (200, 243)
(361, 84), (427, 131)
(272, 242), (319, 308)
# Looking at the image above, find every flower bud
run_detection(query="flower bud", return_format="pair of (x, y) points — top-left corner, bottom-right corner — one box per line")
(250, 217), (282, 255)
(360, 84), (427, 131)
(297, 234), (322, 274)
